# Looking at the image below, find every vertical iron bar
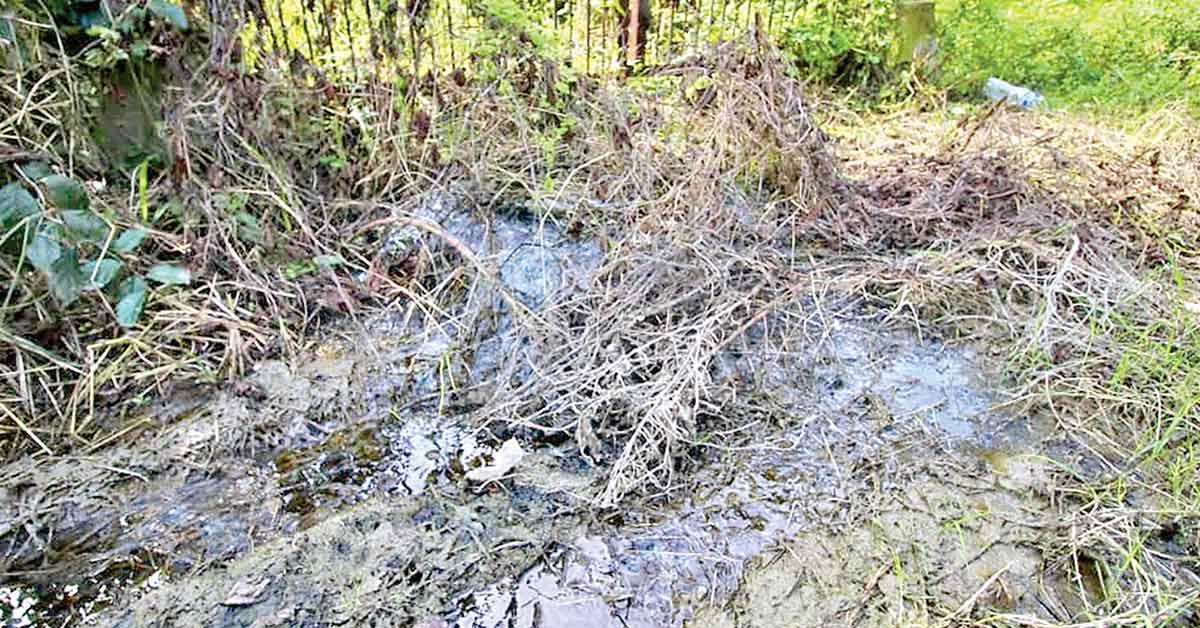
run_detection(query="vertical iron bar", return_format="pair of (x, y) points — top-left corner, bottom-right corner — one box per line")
(615, 1), (625, 73)
(341, 0), (360, 81)
(362, 0), (379, 64)
(622, 1), (630, 73)
(321, 0), (335, 57)
(300, 1), (318, 63)
(652, 0), (663, 65)
(410, 8), (421, 85)
(567, 0), (575, 69)
(666, 0), (677, 59)
(617, 2), (627, 74)
(601, 0), (610, 76)
(445, 0), (457, 70)
(428, 15), (437, 100)
(616, 1), (626, 73)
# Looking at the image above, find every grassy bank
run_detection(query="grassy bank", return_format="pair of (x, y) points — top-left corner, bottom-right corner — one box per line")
(935, 0), (1200, 114)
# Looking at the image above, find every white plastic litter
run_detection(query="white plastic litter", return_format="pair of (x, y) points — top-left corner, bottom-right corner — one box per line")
(465, 438), (526, 483)
(984, 77), (1044, 109)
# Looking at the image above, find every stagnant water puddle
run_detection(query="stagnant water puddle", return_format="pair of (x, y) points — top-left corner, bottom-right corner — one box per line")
(1, 199), (1069, 627)
(447, 325), (1054, 628)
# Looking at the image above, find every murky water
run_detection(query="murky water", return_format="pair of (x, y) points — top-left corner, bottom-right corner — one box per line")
(0, 198), (1058, 627)
(445, 320), (1048, 628)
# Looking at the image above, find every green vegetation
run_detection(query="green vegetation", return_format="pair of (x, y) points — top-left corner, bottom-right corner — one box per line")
(937, 0), (1200, 113)
(1, 3), (190, 335)
(780, 0), (895, 87)
(240, 0), (1200, 112)
(0, 169), (187, 328)
(771, 0), (1200, 112)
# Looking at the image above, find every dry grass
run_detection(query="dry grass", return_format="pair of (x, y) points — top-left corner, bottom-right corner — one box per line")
(807, 105), (1200, 623)
(2, 5), (1199, 624)
(0, 15), (384, 461)
(450, 39), (841, 506)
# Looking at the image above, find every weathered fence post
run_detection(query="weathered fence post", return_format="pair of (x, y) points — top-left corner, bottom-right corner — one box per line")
(894, 0), (937, 65)
(620, 0), (652, 68)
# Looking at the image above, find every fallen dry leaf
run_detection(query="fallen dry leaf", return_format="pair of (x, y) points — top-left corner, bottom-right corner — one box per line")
(221, 575), (271, 607)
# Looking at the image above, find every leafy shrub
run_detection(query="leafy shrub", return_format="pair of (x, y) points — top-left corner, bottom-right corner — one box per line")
(780, 0), (896, 87)
(26, 0), (189, 78)
(0, 168), (189, 327)
(474, 0), (557, 58)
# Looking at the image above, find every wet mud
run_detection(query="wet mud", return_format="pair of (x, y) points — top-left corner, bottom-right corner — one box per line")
(2, 199), (1072, 627)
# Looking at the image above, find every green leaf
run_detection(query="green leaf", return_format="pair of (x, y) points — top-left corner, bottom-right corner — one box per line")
(233, 211), (263, 244)
(115, 275), (148, 327)
(17, 161), (52, 181)
(146, 263), (191, 285)
(61, 210), (112, 244)
(48, 248), (84, 307)
(148, 0), (189, 30)
(85, 24), (119, 39)
(313, 254), (345, 269)
(81, 258), (122, 288)
(283, 259), (315, 280)
(112, 227), (149, 253)
(26, 234), (61, 272)
(41, 174), (89, 210)
(0, 183), (40, 227)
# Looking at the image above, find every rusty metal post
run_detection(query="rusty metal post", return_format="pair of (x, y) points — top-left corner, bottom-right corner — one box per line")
(585, 0), (592, 74)
(340, 0), (359, 80)
(445, 0), (457, 70)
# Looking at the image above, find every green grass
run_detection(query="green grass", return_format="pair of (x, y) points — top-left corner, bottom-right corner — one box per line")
(936, 0), (1200, 114)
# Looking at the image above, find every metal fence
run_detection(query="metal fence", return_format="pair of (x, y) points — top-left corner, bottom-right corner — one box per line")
(236, 0), (804, 81)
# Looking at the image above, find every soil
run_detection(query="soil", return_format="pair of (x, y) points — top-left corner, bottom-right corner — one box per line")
(2, 198), (1089, 627)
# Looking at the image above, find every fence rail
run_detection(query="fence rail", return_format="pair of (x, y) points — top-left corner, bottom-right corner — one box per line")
(237, 0), (803, 81)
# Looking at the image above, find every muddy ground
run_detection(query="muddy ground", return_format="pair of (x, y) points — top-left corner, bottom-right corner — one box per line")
(2, 197), (1104, 627)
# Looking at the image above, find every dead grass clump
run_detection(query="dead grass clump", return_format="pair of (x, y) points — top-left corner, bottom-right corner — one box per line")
(816, 106), (1200, 622)
(366, 34), (842, 233)
(453, 37), (843, 506)
(0, 14), (390, 462)
(486, 212), (789, 506)
(830, 149), (1029, 253)
(2, 10), (844, 483)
